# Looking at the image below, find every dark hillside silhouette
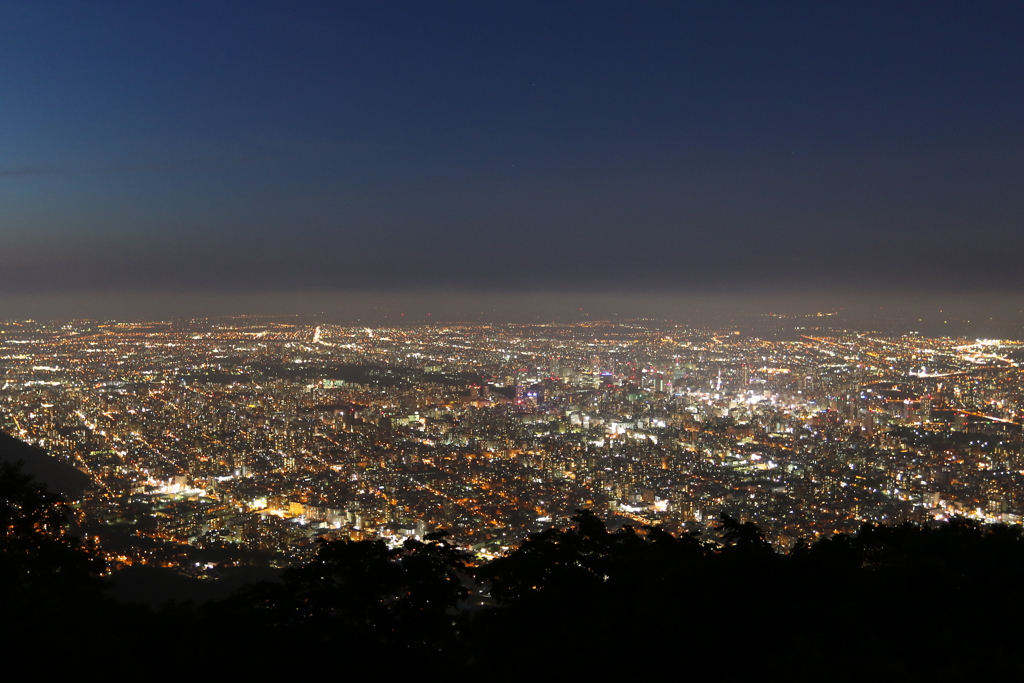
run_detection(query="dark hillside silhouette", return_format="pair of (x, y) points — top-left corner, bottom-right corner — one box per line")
(1, 428), (1022, 676)
(0, 457), (106, 671)
(0, 430), (93, 499)
(0, 459), (103, 605)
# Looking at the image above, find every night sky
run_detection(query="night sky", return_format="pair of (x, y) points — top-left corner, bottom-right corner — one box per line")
(2, 2), (1023, 321)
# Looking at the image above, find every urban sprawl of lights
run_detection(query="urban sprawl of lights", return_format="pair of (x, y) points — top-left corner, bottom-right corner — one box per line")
(2, 317), (1022, 573)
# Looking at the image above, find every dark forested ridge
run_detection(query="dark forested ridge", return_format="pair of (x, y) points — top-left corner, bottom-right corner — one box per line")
(3, 432), (1024, 676)
(0, 431), (92, 499)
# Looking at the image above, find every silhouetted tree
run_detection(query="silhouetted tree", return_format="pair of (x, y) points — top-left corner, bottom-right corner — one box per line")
(0, 459), (104, 612)
(233, 530), (472, 661)
(715, 513), (776, 562)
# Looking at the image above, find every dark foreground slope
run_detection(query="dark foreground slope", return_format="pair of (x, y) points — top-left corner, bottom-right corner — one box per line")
(0, 431), (92, 499)
(469, 511), (1024, 678)
(3, 428), (1023, 676)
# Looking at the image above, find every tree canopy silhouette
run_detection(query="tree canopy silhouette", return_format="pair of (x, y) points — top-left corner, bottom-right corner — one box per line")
(231, 529), (473, 661)
(0, 459), (105, 619)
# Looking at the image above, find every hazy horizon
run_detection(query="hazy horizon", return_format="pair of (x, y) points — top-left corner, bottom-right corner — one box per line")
(2, 288), (1021, 339)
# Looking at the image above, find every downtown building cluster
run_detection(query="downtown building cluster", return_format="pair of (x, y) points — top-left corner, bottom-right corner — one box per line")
(1, 316), (1022, 573)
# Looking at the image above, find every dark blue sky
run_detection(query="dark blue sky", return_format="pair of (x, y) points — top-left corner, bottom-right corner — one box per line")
(2, 2), (1023, 320)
